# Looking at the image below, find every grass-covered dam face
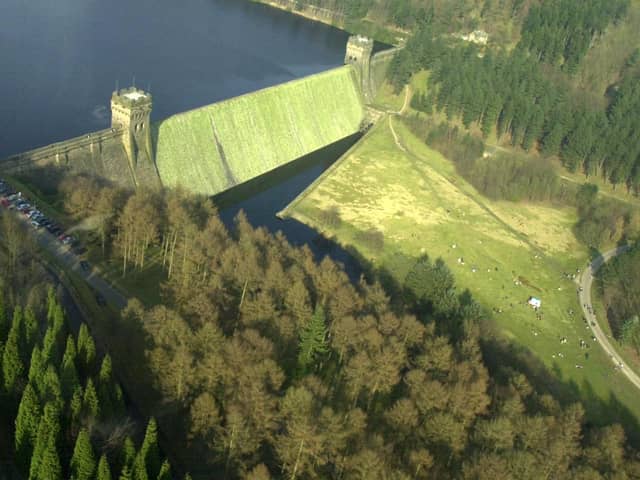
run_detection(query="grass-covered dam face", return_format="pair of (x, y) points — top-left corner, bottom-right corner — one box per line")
(153, 65), (364, 195)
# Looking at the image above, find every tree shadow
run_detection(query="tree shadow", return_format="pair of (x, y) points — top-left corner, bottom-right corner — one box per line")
(346, 246), (640, 446)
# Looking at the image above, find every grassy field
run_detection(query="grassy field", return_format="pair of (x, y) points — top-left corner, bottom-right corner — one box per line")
(154, 66), (364, 196)
(283, 115), (640, 424)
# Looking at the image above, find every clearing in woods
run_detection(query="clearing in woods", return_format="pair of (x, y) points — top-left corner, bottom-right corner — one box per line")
(282, 116), (640, 425)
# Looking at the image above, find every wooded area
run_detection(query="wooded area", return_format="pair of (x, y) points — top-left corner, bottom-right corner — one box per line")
(387, 0), (640, 191)
(0, 210), (175, 479)
(598, 242), (640, 354)
(26, 178), (640, 478)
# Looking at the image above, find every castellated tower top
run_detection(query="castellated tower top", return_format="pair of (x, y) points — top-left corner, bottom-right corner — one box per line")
(110, 87), (156, 187)
(111, 87), (152, 133)
(345, 35), (374, 65)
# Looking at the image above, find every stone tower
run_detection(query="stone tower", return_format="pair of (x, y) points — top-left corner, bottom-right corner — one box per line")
(344, 35), (374, 102)
(111, 87), (158, 187)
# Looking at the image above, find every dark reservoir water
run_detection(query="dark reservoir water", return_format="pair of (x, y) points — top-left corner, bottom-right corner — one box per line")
(0, 0), (361, 271)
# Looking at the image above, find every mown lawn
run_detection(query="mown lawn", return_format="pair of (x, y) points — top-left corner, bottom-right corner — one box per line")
(284, 116), (640, 424)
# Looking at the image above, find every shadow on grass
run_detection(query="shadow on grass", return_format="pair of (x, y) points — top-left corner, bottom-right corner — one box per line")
(340, 242), (640, 447)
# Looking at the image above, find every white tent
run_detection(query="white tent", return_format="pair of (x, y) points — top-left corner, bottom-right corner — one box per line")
(528, 297), (542, 309)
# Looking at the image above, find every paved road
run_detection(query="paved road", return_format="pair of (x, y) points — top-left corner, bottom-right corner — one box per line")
(16, 214), (128, 310)
(578, 245), (640, 390)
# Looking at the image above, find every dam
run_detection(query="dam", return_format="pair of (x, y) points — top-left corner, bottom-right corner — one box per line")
(0, 36), (395, 196)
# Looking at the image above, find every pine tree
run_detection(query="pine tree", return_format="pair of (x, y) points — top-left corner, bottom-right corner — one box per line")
(62, 334), (77, 364)
(69, 385), (84, 436)
(14, 383), (41, 473)
(297, 305), (329, 373)
(0, 290), (9, 341)
(30, 402), (61, 479)
(11, 306), (26, 360)
(156, 460), (171, 480)
(120, 465), (133, 480)
(77, 324), (96, 376)
(46, 286), (57, 326)
(99, 354), (113, 384)
(112, 383), (126, 417)
(133, 453), (148, 480)
(119, 436), (137, 474)
(97, 454), (113, 480)
(82, 378), (100, 420)
(71, 429), (97, 480)
(60, 336), (80, 400)
(98, 354), (115, 418)
(139, 418), (161, 480)
(28, 345), (43, 387)
(29, 416), (47, 479)
(36, 431), (62, 480)
(42, 312), (65, 368)
(2, 317), (24, 395)
(23, 307), (38, 354)
(41, 364), (63, 411)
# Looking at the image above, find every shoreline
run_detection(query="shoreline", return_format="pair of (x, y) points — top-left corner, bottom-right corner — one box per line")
(249, 0), (406, 44)
(250, 0), (345, 29)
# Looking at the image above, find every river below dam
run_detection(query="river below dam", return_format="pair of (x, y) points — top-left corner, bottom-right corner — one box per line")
(0, 0), (364, 273)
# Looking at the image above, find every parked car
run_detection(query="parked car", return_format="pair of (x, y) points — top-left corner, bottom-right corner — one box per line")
(80, 260), (91, 272)
(30, 220), (41, 229)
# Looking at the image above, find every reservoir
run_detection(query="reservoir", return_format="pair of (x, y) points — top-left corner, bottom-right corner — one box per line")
(0, 0), (360, 269)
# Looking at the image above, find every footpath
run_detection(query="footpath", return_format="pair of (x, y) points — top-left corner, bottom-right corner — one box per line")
(579, 246), (640, 391)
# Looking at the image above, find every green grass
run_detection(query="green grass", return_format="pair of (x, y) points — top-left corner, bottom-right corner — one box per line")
(284, 116), (640, 424)
(86, 245), (165, 307)
(154, 66), (364, 196)
(5, 175), (71, 224)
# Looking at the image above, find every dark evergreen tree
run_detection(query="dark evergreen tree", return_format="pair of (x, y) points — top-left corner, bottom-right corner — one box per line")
(77, 323), (96, 377)
(297, 305), (329, 373)
(2, 315), (24, 395)
(97, 454), (113, 480)
(60, 335), (80, 401)
(139, 418), (161, 480)
(133, 453), (149, 480)
(71, 428), (97, 480)
(14, 383), (41, 473)
(82, 378), (100, 420)
(0, 290), (9, 341)
(23, 307), (38, 355)
(156, 460), (171, 480)
(36, 431), (62, 480)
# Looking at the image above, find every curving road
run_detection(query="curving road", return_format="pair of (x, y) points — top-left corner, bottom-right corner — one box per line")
(11, 211), (128, 310)
(578, 245), (640, 390)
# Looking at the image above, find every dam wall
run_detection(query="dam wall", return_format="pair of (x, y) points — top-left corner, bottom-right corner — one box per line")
(0, 40), (395, 195)
(153, 65), (364, 196)
(0, 128), (137, 188)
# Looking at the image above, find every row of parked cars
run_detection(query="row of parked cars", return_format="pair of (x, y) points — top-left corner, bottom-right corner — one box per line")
(0, 179), (75, 246)
(0, 178), (104, 305)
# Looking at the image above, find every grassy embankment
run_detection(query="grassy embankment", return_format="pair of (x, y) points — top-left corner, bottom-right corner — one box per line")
(154, 66), (364, 196)
(282, 113), (640, 425)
